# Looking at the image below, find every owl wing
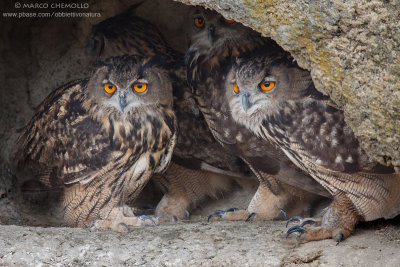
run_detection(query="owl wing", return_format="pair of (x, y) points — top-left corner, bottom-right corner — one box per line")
(263, 100), (394, 175)
(172, 62), (252, 177)
(12, 79), (136, 187)
(53, 116), (117, 185)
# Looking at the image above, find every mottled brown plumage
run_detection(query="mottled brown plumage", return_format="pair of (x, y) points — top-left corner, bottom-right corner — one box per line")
(185, 7), (329, 221)
(85, 7), (255, 219)
(12, 55), (177, 230)
(152, 162), (238, 220)
(226, 49), (400, 242)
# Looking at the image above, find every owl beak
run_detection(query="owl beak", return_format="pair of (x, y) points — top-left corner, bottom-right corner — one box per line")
(242, 91), (251, 112)
(208, 25), (215, 45)
(119, 92), (127, 112)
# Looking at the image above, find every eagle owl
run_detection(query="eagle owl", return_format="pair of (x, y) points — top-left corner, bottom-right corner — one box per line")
(85, 6), (253, 220)
(186, 7), (330, 221)
(225, 49), (400, 243)
(12, 55), (178, 230)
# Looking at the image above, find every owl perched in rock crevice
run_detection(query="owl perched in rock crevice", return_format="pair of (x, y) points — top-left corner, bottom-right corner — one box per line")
(84, 6), (254, 219)
(186, 7), (330, 221)
(12, 55), (177, 230)
(225, 49), (400, 242)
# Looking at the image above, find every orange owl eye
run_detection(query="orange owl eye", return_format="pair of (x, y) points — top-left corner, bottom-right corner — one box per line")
(233, 83), (240, 94)
(223, 17), (235, 24)
(132, 82), (148, 93)
(194, 17), (205, 28)
(104, 83), (116, 94)
(259, 81), (275, 91)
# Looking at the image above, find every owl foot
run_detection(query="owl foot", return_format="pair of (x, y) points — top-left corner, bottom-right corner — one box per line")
(155, 191), (191, 220)
(285, 197), (360, 244)
(285, 216), (321, 228)
(87, 204), (178, 232)
(208, 208), (251, 222)
(246, 208), (287, 222)
(286, 224), (344, 245)
(207, 206), (289, 222)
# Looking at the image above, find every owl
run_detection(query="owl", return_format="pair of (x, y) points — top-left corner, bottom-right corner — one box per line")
(225, 49), (400, 243)
(11, 55), (178, 231)
(85, 6), (255, 220)
(186, 7), (330, 222)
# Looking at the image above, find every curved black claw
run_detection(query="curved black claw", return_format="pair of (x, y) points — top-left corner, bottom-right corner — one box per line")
(286, 225), (306, 238)
(172, 215), (178, 222)
(245, 212), (256, 222)
(184, 210), (190, 219)
(300, 219), (316, 227)
(336, 232), (344, 246)
(207, 210), (226, 222)
(226, 208), (238, 212)
(138, 215), (156, 225)
(280, 209), (287, 220)
(208, 208), (239, 222)
(286, 216), (303, 228)
(118, 222), (130, 233)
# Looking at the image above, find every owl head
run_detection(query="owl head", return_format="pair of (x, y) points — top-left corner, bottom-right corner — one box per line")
(187, 7), (257, 53)
(85, 3), (146, 59)
(87, 55), (173, 116)
(225, 51), (314, 130)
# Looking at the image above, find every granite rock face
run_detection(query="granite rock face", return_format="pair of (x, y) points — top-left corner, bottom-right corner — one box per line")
(176, 0), (400, 170)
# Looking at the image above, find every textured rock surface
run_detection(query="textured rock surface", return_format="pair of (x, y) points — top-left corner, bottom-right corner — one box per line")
(175, 0), (400, 169)
(0, 221), (399, 266)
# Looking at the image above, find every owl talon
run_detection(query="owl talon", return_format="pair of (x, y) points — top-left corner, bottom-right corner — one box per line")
(156, 214), (170, 220)
(280, 209), (287, 220)
(336, 232), (344, 246)
(245, 212), (256, 222)
(286, 225), (306, 238)
(137, 215), (157, 226)
(286, 215), (303, 228)
(184, 210), (190, 219)
(226, 207), (238, 212)
(208, 208), (239, 222)
(300, 219), (317, 227)
(117, 222), (130, 233)
(207, 210), (226, 222)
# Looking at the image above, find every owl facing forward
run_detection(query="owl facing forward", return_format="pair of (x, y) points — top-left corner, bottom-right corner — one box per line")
(84, 7), (256, 220)
(225, 50), (400, 243)
(12, 55), (177, 230)
(186, 7), (329, 222)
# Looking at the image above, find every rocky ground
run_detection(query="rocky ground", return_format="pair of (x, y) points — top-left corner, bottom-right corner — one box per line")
(0, 182), (399, 267)
(0, 217), (399, 266)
